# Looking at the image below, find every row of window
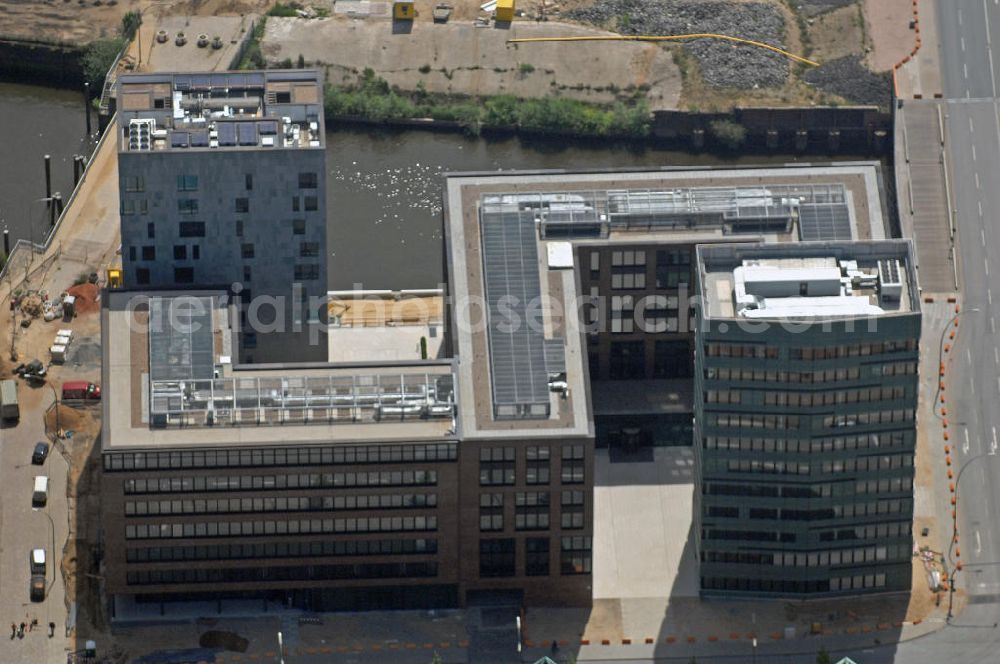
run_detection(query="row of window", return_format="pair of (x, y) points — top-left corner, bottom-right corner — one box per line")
(707, 414), (801, 430)
(106, 443), (457, 473)
(706, 482), (915, 509)
(701, 573), (887, 594)
(125, 516), (438, 540)
(703, 430), (911, 454)
(822, 410), (915, 428)
(127, 173), (318, 195)
(126, 538), (437, 563)
(478, 492), (578, 532)
(235, 218), (309, 237)
(125, 493), (438, 517)
(479, 537), (592, 578)
(123, 470), (438, 495)
(126, 562), (438, 587)
(705, 361), (916, 383)
(707, 385), (908, 406)
(705, 456), (914, 479)
(704, 343), (779, 359)
(789, 340), (917, 360)
(703, 543), (908, 568)
(479, 445), (585, 486)
(708, 502), (914, 529)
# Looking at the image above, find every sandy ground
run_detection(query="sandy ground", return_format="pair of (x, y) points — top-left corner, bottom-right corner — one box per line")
(809, 2), (869, 65)
(0, 0), (270, 46)
(863, 0), (917, 72)
(263, 16), (683, 110)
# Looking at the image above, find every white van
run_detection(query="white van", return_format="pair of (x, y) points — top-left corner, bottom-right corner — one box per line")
(30, 548), (45, 575)
(32, 476), (48, 507)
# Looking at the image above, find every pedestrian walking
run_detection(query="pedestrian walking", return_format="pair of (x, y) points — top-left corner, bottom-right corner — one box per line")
(48, 622), (55, 638)
(18, 622), (25, 639)
(10, 623), (15, 639)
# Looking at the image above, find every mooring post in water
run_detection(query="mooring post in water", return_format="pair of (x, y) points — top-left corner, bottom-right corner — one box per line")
(54, 193), (63, 219)
(73, 156), (81, 186)
(3, 228), (9, 258)
(84, 81), (92, 136)
(44, 154), (51, 204)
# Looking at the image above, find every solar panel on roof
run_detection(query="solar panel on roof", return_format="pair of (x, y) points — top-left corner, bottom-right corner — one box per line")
(258, 120), (278, 135)
(190, 131), (209, 147)
(217, 123), (237, 146)
(170, 132), (189, 148)
(238, 122), (258, 146)
(480, 204), (551, 419)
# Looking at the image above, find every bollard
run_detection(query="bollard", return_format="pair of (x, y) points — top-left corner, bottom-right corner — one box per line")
(44, 154), (51, 203)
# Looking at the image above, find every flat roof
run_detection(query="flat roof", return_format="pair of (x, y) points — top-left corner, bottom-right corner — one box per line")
(697, 240), (920, 321)
(444, 163), (888, 436)
(116, 70), (325, 153)
(102, 291), (455, 450)
(326, 290), (446, 363)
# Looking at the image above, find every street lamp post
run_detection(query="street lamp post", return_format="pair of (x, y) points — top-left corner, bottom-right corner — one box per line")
(277, 631), (284, 664)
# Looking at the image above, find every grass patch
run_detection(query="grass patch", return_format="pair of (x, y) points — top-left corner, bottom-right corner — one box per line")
(324, 69), (651, 138)
(267, 2), (302, 17)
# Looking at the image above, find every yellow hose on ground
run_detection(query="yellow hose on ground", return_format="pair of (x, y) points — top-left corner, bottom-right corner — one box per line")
(507, 33), (820, 67)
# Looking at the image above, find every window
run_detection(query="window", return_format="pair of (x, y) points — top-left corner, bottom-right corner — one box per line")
(178, 198), (199, 215)
(245, 174), (253, 191)
(526, 446), (550, 485)
(611, 271), (646, 290)
(515, 492), (549, 530)
(561, 536), (592, 575)
(174, 267), (194, 284)
(192, 245), (200, 260)
(299, 172), (318, 189)
(141, 246), (155, 261)
(136, 267), (150, 285)
(179, 222), (205, 238)
(479, 493), (504, 532)
(300, 242), (320, 257)
(243, 266), (252, 282)
(292, 219), (306, 235)
(611, 250), (646, 267)
(123, 175), (144, 192)
(304, 196), (318, 211)
(128, 246), (136, 261)
(147, 222), (155, 239)
(235, 197), (249, 213)
(656, 249), (691, 288)
(480, 539), (515, 578)
(241, 243), (255, 259)
(561, 445), (585, 484)
(480, 447), (515, 485)
(610, 295), (634, 334)
(561, 490), (585, 529)
(176, 175), (198, 191)
(121, 199), (148, 215)
(294, 264), (320, 281)
(526, 538), (550, 576)
(292, 197), (300, 212)
(653, 340), (692, 378)
(173, 245), (187, 260)
(609, 341), (644, 379)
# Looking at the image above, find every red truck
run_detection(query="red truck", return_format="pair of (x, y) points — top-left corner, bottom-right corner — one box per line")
(61, 381), (101, 401)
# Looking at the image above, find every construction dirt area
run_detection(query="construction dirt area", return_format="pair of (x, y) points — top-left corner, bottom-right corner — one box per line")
(257, 0), (908, 112)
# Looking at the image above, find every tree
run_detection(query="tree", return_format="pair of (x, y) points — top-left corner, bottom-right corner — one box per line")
(429, 653), (444, 664)
(816, 646), (833, 664)
(82, 38), (126, 89)
(708, 118), (747, 150)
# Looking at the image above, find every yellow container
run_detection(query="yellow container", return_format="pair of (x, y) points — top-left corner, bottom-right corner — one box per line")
(393, 1), (414, 20)
(495, 0), (515, 22)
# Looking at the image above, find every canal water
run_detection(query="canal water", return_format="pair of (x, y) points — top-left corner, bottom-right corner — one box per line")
(0, 82), (863, 289)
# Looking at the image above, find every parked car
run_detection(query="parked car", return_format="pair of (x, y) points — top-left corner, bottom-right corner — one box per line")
(29, 574), (44, 602)
(15, 360), (47, 383)
(32, 442), (49, 465)
(30, 548), (45, 575)
(61, 381), (101, 401)
(32, 476), (48, 508)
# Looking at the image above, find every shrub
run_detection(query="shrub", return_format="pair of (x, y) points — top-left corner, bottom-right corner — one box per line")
(709, 118), (747, 149)
(82, 38), (126, 89)
(267, 2), (302, 17)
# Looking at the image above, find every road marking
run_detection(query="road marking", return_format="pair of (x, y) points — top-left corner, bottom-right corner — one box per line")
(976, 530), (982, 556)
(993, 426), (998, 455)
(992, 316), (997, 333)
(971, 116), (976, 133)
(988, 0), (995, 47)
(976, 172), (982, 189)
(960, 8), (964, 25)
(993, 346), (998, 364)
(965, 428), (972, 455)
(980, 200), (985, 216)
(991, 288), (995, 305)
(963, 36), (967, 52)
(985, 256), (990, 275)
(965, 62), (970, 79)
(973, 144), (978, 161)
(968, 347), (973, 365)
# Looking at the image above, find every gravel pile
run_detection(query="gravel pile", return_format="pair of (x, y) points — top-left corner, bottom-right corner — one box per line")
(568, 0), (790, 89)
(803, 55), (892, 108)
(789, 0), (856, 18)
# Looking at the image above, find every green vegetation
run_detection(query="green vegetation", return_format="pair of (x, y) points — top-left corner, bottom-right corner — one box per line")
(323, 69), (651, 138)
(708, 118), (747, 149)
(518, 62), (535, 74)
(81, 10), (145, 89)
(237, 17), (268, 70)
(816, 647), (833, 664)
(267, 2), (303, 17)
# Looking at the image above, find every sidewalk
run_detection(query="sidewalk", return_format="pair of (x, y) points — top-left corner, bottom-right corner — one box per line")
(894, 0), (943, 99)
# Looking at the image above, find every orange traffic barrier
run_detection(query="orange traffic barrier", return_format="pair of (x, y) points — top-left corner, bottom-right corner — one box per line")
(645, 637), (654, 644)
(687, 637), (697, 643)
(948, 469), (954, 479)
(944, 432), (950, 440)
(601, 639), (610, 646)
(622, 638), (631, 645)
(708, 636), (718, 642)
(958, 561), (964, 570)
(950, 483), (955, 492)
(951, 496), (956, 505)
(580, 639), (590, 646)
(665, 636), (676, 644)
(942, 407), (948, 415)
(943, 419), (949, 428)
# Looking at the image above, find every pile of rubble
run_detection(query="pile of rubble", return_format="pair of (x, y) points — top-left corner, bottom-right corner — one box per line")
(567, 0), (789, 89)
(803, 55), (892, 108)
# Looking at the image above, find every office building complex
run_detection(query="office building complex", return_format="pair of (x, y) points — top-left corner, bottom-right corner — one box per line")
(100, 151), (918, 615)
(115, 71), (328, 359)
(694, 241), (920, 596)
